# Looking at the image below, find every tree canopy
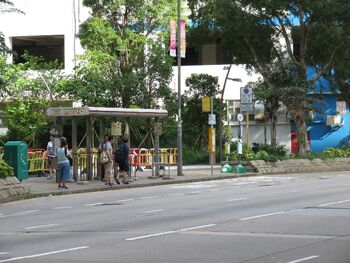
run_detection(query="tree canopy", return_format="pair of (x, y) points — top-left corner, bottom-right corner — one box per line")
(188, 0), (350, 153)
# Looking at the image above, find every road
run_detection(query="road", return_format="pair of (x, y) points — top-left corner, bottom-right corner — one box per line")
(1, 171), (350, 263)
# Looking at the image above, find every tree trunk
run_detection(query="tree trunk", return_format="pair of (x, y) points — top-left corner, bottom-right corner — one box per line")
(295, 114), (310, 154)
(271, 112), (277, 146)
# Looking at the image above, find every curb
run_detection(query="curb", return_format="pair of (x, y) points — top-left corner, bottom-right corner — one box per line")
(0, 172), (258, 204)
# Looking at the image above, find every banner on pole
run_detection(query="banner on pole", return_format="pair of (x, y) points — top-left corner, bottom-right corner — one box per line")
(169, 19), (177, 57)
(180, 20), (186, 58)
(202, 97), (210, 112)
(209, 128), (216, 153)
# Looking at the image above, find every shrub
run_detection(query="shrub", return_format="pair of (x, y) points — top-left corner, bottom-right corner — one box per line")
(183, 146), (208, 164)
(0, 159), (14, 178)
(252, 143), (287, 156)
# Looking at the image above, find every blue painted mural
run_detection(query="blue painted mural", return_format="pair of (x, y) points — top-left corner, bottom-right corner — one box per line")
(291, 67), (349, 153)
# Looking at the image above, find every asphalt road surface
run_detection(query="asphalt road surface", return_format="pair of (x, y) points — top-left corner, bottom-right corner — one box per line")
(1, 171), (350, 263)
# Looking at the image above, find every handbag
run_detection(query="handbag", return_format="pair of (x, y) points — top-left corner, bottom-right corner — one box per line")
(65, 148), (73, 166)
(100, 150), (109, 164)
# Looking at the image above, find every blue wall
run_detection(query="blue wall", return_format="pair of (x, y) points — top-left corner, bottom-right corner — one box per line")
(292, 67), (350, 153)
(308, 95), (349, 152)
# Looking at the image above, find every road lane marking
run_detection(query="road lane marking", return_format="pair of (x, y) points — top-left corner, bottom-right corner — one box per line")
(287, 255), (319, 263)
(85, 203), (103, 206)
(142, 209), (164, 214)
(227, 198), (248, 202)
(24, 224), (59, 230)
(168, 193), (184, 196)
(240, 211), (285, 221)
(53, 206), (73, 210)
(319, 199), (350, 207)
(18, 210), (40, 215)
(0, 253), (9, 255)
(117, 199), (134, 202)
(240, 209), (302, 221)
(126, 224), (216, 241)
(0, 246), (90, 262)
(139, 196), (158, 200)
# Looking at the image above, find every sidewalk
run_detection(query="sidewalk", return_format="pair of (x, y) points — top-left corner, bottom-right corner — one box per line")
(21, 165), (257, 197)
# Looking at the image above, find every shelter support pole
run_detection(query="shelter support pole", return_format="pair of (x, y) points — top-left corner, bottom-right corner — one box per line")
(72, 117), (78, 181)
(155, 118), (160, 177)
(86, 117), (92, 180)
(98, 118), (105, 180)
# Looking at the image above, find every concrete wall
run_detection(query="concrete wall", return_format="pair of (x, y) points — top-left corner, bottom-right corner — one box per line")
(0, 0), (89, 71)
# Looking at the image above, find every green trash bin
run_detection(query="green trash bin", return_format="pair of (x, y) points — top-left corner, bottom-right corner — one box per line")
(4, 141), (28, 181)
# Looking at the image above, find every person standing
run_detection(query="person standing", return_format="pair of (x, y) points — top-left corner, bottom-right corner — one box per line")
(116, 136), (130, 184)
(56, 137), (71, 189)
(98, 135), (108, 181)
(46, 136), (55, 179)
(103, 136), (114, 187)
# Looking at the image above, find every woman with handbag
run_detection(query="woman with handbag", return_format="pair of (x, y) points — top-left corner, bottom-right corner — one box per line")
(56, 137), (71, 189)
(103, 135), (114, 187)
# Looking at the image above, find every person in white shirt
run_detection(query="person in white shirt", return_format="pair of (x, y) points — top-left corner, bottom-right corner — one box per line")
(46, 136), (55, 179)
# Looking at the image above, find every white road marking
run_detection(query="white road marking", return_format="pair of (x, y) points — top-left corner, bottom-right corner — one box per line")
(85, 203), (103, 206)
(24, 224), (59, 230)
(18, 210), (40, 215)
(227, 198), (248, 202)
(126, 224), (216, 241)
(118, 199), (134, 202)
(287, 255), (319, 263)
(0, 253), (9, 255)
(0, 246), (90, 262)
(209, 189), (220, 192)
(240, 211), (285, 221)
(139, 196), (158, 200)
(168, 193), (184, 196)
(142, 209), (164, 214)
(319, 199), (350, 207)
(240, 209), (302, 221)
(189, 191), (201, 194)
(53, 206), (73, 210)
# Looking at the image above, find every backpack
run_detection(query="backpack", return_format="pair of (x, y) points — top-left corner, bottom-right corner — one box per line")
(115, 146), (124, 163)
(100, 150), (109, 164)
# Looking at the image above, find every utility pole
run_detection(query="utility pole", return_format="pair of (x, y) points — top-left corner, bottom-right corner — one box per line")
(177, 0), (183, 176)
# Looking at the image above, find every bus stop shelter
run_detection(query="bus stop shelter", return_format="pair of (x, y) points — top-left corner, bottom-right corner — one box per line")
(46, 106), (168, 180)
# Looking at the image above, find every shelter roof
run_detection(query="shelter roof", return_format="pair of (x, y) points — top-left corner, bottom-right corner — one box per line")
(47, 107), (168, 118)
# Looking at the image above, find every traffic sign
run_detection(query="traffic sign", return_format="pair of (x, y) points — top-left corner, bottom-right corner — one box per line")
(237, 114), (244, 122)
(208, 114), (216, 125)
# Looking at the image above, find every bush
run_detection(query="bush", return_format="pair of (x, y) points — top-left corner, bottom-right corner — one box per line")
(252, 143), (287, 156)
(0, 159), (14, 178)
(183, 146), (208, 165)
(228, 142), (255, 161)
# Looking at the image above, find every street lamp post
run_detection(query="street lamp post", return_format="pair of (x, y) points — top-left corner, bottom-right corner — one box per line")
(219, 65), (242, 163)
(177, 0), (183, 176)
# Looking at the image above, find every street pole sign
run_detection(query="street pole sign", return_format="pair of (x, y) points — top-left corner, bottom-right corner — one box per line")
(240, 86), (253, 112)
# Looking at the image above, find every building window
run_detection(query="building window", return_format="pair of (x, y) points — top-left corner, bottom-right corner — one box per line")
(12, 35), (64, 68)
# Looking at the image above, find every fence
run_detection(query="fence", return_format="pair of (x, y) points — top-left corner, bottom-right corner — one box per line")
(5, 147), (178, 180)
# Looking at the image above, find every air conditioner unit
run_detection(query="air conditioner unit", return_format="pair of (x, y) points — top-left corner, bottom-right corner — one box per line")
(326, 115), (344, 126)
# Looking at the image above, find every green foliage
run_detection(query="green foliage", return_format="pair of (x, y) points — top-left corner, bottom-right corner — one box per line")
(72, 0), (177, 109)
(252, 143), (287, 156)
(183, 146), (208, 165)
(228, 142), (255, 161)
(183, 73), (220, 151)
(0, 159), (14, 178)
(322, 147), (350, 158)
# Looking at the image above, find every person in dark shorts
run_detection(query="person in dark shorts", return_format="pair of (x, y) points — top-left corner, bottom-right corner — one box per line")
(116, 136), (130, 184)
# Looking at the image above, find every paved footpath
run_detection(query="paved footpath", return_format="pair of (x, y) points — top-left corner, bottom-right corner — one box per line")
(20, 165), (256, 197)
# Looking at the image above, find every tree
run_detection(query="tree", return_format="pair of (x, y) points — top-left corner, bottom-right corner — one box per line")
(183, 73), (219, 150)
(188, 0), (349, 154)
(0, 0), (23, 54)
(66, 0), (177, 109)
(1, 53), (68, 146)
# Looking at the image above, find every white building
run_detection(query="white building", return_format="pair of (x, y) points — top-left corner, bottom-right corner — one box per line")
(0, 0), (291, 151)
